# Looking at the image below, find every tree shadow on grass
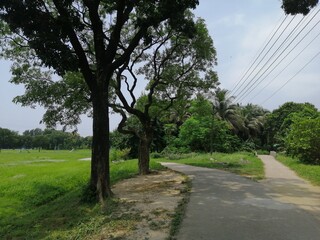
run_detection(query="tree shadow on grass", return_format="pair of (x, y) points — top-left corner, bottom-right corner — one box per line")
(0, 182), (101, 239)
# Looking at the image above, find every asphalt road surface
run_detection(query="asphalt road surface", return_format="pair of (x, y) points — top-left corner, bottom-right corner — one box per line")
(162, 157), (320, 240)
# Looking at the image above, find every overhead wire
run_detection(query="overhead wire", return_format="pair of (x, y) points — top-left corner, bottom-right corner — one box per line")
(238, 12), (320, 102)
(235, 8), (320, 102)
(248, 30), (320, 102)
(231, 15), (294, 97)
(235, 10), (317, 101)
(229, 15), (287, 95)
(260, 50), (320, 104)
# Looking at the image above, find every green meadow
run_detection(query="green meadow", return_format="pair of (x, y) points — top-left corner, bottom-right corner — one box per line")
(0, 149), (163, 239)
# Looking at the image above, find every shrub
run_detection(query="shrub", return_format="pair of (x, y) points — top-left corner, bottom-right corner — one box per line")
(150, 152), (163, 159)
(110, 148), (131, 161)
(285, 118), (320, 164)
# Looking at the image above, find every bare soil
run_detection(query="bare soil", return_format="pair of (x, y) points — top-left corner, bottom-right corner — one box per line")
(91, 169), (187, 240)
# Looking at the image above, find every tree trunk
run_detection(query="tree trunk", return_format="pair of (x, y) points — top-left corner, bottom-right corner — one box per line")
(138, 128), (153, 175)
(138, 136), (151, 175)
(90, 90), (112, 202)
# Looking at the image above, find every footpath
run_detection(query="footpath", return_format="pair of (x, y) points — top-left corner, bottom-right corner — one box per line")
(259, 155), (320, 221)
(162, 156), (320, 240)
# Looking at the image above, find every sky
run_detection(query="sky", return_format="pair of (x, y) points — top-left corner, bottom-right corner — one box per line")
(0, 0), (319, 136)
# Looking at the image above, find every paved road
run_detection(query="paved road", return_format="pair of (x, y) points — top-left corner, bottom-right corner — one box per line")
(259, 155), (320, 221)
(162, 159), (320, 240)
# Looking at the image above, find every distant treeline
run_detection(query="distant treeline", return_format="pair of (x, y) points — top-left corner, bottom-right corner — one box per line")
(110, 99), (320, 164)
(0, 128), (92, 150)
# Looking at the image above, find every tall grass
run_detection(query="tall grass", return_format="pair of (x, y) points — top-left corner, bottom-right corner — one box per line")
(0, 149), (163, 239)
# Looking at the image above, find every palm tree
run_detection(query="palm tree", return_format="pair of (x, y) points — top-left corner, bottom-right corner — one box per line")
(211, 88), (247, 134)
(239, 104), (269, 140)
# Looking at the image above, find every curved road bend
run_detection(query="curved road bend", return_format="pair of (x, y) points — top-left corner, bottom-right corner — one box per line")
(162, 161), (320, 240)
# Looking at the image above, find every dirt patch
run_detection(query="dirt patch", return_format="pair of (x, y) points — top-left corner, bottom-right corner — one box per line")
(91, 169), (187, 240)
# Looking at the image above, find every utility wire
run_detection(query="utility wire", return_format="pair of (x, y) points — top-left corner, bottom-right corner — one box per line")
(235, 12), (314, 101)
(248, 30), (320, 102)
(231, 15), (294, 97)
(231, 15), (296, 97)
(236, 9), (320, 102)
(229, 15), (287, 95)
(260, 50), (320, 104)
(239, 17), (320, 102)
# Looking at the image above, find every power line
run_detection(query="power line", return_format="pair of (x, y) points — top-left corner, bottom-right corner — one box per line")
(260, 50), (320, 104)
(229, 15), (287, 95)
(248, 30), (320, 102)
(231, 15), (296, 97)
(236, 9), (320, 102)
(238, 16), (320, 102)
(235, 10), (317, 101)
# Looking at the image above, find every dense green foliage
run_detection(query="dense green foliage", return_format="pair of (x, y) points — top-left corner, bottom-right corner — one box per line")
(113, 94), (268, 155)
(264, 102), (318, 150)
(111, 14), (219, 174)
(0, 127), (91, 150)
(285, 117), (320, 164)
(0, 0), (201, 200)
(111, 99), (320, 166)
(0, 150), (164, 239)
(264, 102), (320, 164)
(282, 0), (318, 15)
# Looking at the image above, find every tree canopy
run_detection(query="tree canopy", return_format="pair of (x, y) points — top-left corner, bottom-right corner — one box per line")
(0, 0), (200, 202)
(111, 14), (218, 174)
(282, 0), (319, 15)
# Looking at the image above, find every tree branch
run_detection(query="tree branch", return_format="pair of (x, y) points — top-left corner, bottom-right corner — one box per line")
(52, 0), (95, 91)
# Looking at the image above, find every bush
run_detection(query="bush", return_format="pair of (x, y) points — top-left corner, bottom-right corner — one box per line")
(110, 148), (131, 161)
(240, 140), (256, 152)
(150, 152), (163, 159)
(285, 118), (320, 164)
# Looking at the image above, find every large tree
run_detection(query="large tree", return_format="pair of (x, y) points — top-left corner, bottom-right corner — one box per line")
(211, 88), (245, 134)
(0, 128), (20, 149)
(282, 0), (318, 15)
(264, 102), (317, 150)
(111, 16), (218, 174)
(0, 0), (199, 202)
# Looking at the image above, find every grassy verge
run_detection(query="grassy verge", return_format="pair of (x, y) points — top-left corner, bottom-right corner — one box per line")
(157, 152), (264, 180)
(0, 149), (164, 239)
(276, 154), (320, 186)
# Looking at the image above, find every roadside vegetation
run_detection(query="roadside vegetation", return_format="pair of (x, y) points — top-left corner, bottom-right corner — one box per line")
(157, 152), (264, 181)
(276, 154), (320, 186)
(1, 100), (319, 239)
(3, 100), (319, 239)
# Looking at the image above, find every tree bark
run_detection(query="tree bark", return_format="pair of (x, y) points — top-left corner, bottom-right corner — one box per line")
(138, 136), (151, 175)
(138, 126), (153, 175)
(90, 88), (112, 202)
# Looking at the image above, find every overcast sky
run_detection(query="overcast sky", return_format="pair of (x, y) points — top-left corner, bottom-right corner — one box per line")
(0, 0), (319, 136)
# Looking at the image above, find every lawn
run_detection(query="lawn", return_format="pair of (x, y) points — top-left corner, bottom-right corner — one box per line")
(157, 152), (264, 180)
(0, 149), (163, 239)
(276, 154), (320, 186)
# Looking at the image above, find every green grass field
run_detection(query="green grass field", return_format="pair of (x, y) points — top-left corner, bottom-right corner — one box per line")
(0, 149), (163, 239)
(157, 152), (265, 180)
(276, 154), (320, 186)
(0, 150), (264, 239)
